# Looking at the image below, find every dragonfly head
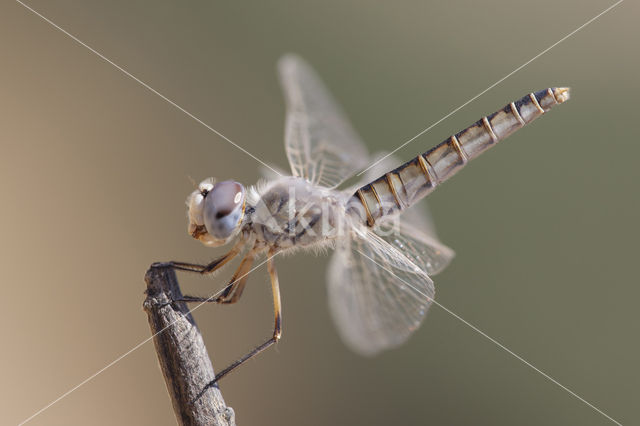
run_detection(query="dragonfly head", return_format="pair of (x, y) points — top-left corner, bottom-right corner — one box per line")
(187, 179), (246, 246)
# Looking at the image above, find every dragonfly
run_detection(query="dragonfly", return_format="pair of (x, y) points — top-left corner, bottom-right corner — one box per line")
(168, 54), (569, 384)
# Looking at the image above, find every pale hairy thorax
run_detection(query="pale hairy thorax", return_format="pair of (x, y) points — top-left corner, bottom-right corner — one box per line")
(186, 175), (380, 255)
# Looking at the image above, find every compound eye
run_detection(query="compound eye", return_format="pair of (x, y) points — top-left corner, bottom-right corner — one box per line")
(203, 181), (245, 240)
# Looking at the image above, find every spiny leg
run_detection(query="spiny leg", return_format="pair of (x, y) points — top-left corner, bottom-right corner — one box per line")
(159, 240), (244, 274)
(216, 253), (255, 304)
(175, 251), (255, 304)
(198, 250), (282, 392)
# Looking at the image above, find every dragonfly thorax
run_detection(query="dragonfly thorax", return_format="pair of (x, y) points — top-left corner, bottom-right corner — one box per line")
(245, 176), (348, 251)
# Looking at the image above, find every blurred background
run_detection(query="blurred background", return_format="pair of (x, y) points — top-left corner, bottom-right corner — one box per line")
(1, 1), (637, 425)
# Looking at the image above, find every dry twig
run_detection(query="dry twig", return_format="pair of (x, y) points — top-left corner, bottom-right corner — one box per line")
(144, 264), (236, 426)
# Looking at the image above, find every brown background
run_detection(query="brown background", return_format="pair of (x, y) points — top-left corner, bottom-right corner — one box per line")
(1, 1), (638, 425)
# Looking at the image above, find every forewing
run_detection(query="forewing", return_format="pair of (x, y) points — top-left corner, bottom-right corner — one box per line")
(327, 227), (435, 356)
(278, 54), (368, 188)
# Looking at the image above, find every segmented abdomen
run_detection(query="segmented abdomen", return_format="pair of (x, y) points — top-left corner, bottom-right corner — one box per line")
(348, 87), (570, 226)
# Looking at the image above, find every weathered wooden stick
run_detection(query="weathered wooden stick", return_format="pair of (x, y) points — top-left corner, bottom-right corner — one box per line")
(144, 264), (236, 426)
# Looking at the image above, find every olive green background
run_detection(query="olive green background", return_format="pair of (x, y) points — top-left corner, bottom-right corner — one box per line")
(1, 1), (637, 425)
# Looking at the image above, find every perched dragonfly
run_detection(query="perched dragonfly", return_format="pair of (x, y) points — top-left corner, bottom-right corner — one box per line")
(169, 54), (569, 383)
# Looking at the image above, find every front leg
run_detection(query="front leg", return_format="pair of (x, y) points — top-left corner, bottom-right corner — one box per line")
(155, 240), (244, 275)
(175, 252), (256, 305)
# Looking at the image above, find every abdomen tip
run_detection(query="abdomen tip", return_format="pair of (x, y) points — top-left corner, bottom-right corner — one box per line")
(553, 87), (570, 103)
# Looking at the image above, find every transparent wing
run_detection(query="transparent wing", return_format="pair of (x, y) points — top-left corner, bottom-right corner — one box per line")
(327, 226), (435, 356)
(278, 54), (369, 188)
(375, 220), (455, 276)
(399, 199), (438, 240)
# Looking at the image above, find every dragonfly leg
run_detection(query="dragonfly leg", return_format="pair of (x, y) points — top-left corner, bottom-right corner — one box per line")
(172, 252), (255, 304)
(156, 240), (244, 275)
(216, 253), (255, 304)
(201, 250), (282, 388)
